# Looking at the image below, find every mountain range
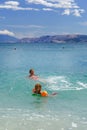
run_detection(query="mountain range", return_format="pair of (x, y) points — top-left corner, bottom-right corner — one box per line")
(0, 34), (18, 43)
(0, 34), (87, 43)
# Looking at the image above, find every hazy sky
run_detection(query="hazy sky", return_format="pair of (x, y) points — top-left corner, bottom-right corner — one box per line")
(0, 0), (87, 38)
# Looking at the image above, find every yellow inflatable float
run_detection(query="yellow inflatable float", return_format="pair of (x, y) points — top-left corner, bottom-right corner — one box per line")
(41, 91), (48, 97)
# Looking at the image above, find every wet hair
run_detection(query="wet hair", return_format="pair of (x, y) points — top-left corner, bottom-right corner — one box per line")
(34, 83), (42, 94)
(29, 69), (34, 74)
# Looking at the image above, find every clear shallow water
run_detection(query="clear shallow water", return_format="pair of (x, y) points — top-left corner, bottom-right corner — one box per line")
(0, 42), (87, 130)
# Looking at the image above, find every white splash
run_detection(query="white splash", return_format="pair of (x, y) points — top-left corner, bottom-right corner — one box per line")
(39, 76), (87, 91)
(77, 81), (87, 88)
(72, 122), (77, 128)
(43, 76), (72, 91)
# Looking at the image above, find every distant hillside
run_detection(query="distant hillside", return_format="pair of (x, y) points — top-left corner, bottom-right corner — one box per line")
(19, 34), (87, 43)
(1, 34), (87, 43)
(0, 34), (18, 43)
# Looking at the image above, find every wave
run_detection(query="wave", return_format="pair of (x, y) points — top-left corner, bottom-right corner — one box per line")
(40, 76), (87, 91)
(77, 81), (87, 89)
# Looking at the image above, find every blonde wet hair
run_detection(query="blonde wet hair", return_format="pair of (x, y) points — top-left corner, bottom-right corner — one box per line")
(34, 83), (42, 94)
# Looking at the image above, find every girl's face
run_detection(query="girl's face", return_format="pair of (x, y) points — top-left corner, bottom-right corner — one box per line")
(30, 70), (34, 75)
(35, 85), (41, 91)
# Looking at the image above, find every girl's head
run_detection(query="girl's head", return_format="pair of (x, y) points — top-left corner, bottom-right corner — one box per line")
(29, 69), (34, 75)
(35, 83), (42, 94)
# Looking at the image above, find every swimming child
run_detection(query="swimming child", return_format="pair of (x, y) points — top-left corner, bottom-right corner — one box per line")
(32, 83), (48, 97)
(32, 83), (42, 94)
(29, 69), (39, 80)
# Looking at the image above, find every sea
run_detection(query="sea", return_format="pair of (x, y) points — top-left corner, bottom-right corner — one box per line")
(0, 42), (87, 130)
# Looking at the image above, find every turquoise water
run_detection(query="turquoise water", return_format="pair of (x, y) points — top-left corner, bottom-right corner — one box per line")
(0, 42), (87, 130)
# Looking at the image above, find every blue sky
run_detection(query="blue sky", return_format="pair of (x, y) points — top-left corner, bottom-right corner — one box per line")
(0, 0), (87, 38)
